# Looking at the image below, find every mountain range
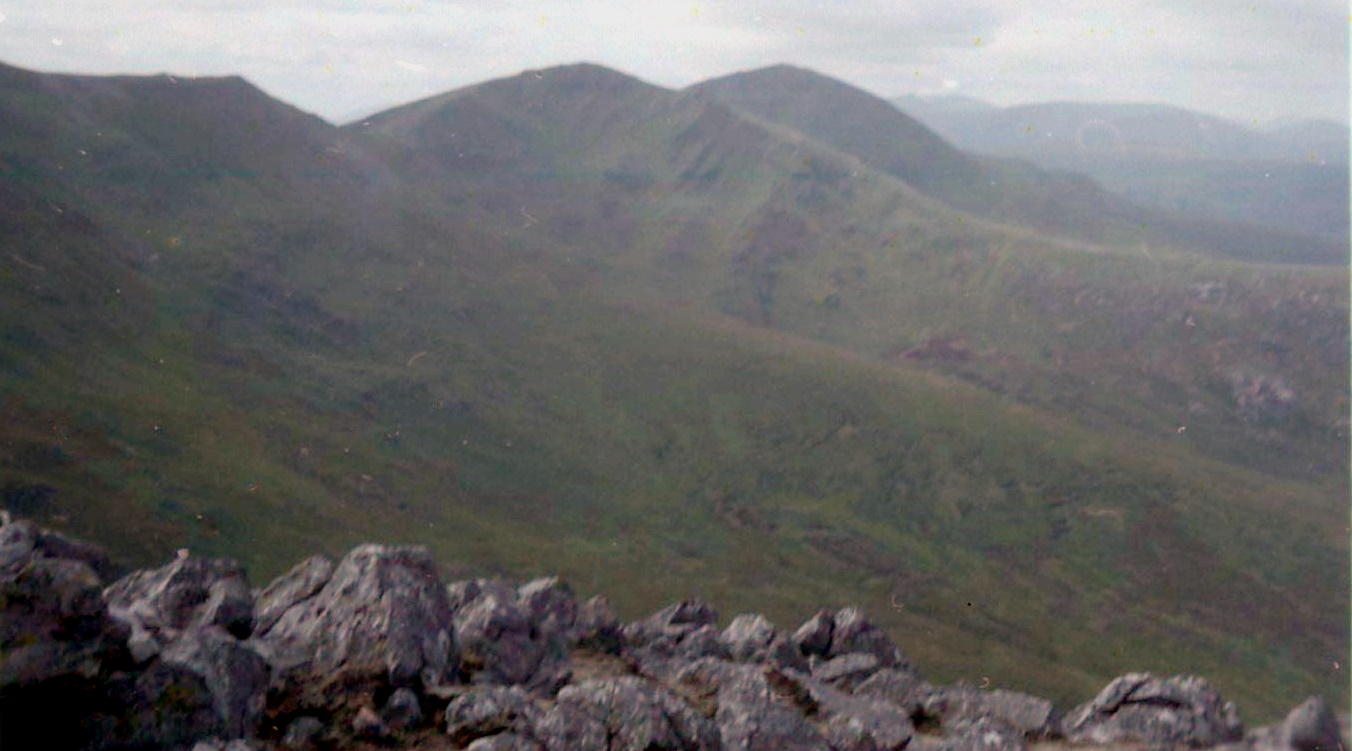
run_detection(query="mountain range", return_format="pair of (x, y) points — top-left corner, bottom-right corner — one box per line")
(894, 94), (1350, 244)
(0, 58), (1346, 719)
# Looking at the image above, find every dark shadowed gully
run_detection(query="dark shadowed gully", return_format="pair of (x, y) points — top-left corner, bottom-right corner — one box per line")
(0, 516), (1344, 751)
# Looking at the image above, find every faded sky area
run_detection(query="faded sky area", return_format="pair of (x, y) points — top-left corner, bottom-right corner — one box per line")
(0, 0), (1345, 126)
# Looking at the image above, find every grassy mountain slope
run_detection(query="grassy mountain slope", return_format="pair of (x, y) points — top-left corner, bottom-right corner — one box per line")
(358, 64), (1349, 484)
(895, 94), (1350, 245)
(0, 61), (1346, 719)
(692, 66), (1344, 264)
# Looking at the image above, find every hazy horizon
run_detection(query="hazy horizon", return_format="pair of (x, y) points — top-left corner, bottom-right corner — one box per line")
(3, 55), (1346, 133)
(0, 1), (1345, 128)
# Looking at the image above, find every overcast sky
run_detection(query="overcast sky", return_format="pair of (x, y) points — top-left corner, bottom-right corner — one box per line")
(1, 1), (1346, 126)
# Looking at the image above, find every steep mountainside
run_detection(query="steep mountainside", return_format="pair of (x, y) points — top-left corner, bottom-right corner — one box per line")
(694, 66), (1344, 264)
(894, 94), (1350, 244)
(359, 64), (1349, 483)
(0, 60), (1346, 718)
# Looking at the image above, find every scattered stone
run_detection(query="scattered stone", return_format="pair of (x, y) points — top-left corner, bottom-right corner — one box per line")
(573, 595), (623, 653)
(822, 714), (887, 751)
(1250, 696), (1346, 751)
(251, 555), (333, 636)
(852, 669), (927, 714)
(518, 576), (578, 642)
(1063, 672), (1243, 747)
(918, 683), (1058, 738)
(676, 659), (832, 751)
(541, 676), (720, 751)
(382, 685), (424, 729)
(774, 668), (914, 750)
(446, 685), (543, 744)
(812, 652), (882, 690)
(280, 715), (325, 749)
(352, 704), (389, 738)
(624, 599), (719, 649)
(105, 554), (254, 663)
(448, 578), (518, 612)
(793, 609), (835, 657)
(0, 518), (39, 570)
(191, 739), (262, 751)
(827, 608), (909, 670)
(0, 516), (1302, 751)
(933, 716), (1029, 751)
(468, 732), (546, 751)
(0, 556), (110, 669)
(723, 613), (778, 661)
(0, 516), (128, 749)
(109, 658), (221, 748)
(455, 590), (558, 687)
(160, 625), (269, 738)
(1282, 696), (1344, 751)
(108, 555), (254, 638)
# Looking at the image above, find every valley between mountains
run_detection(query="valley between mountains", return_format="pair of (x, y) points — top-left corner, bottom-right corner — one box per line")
(0, 59), (1345, 719)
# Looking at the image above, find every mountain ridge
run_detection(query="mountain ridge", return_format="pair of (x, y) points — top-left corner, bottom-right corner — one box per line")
(0, 58), (1345, 720)
(695, 65), (1344, 264)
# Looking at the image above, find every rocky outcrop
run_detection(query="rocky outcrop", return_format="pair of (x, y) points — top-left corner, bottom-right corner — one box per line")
(251, 543), (458, 700)
(0, 515), (1343, 751)
(676, 658), (833, 750)
(918, 682), (1059, 739)
(0, 521), (123, 692)
(105, 555), (254, 659)
(1, 518), (268, 750)
(1244, 696), (1346, 751)
(1063, 672), (1245, 747)
(454, 584), (567, 690)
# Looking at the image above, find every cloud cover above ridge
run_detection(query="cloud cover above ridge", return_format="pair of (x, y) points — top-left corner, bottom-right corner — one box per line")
(0, 0), (1345, 125)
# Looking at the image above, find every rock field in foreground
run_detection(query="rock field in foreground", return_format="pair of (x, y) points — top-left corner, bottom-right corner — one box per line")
(0, 515), (1343, 751)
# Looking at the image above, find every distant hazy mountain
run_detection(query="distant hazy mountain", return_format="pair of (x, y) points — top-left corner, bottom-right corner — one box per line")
(894, 94), (1349, 242)
(1, 59), (1346, 717)
(695, 67), (1342, 263)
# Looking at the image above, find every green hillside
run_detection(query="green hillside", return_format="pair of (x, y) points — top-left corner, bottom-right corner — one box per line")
(0, 60), (1346, 721)
(360, 64), (1349, 483)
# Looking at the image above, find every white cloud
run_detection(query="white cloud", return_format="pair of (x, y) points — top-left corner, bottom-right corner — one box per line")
(0, 0), (1344, 124)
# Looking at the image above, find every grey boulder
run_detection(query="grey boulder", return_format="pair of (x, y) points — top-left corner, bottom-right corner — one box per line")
(1063, 672), (1243, 747)
(446, 685), (544, 744)
(535, 676), (720, 751)
(455, 589), (564, 688)
(852, 668), (927, 714)
(812, 652), (882, 690)
(792, 609), (836, 658)
(931, 716), (1029, 751)
(252, 544), (457, 694)
(105, 554), (254, 661)
(160, 625), (269, 738)
(776, 668), (914, 750)
(1249, 696), (1346, 751)
(518, 576), (579, 643)
(918, 683), (1058, 738)
(827, 608), (911, 671)
(573, 594), (623, 653)
(251, 555), (333, 636)
(382, 685), (424, 729)
(676, 659), (832, 751)
(722, 613), (809, 671)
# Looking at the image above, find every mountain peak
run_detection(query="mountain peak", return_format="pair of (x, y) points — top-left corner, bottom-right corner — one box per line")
(523, 61), (639, 83)
(499, 62), (659, 98)
(690, 64), (973, 190)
